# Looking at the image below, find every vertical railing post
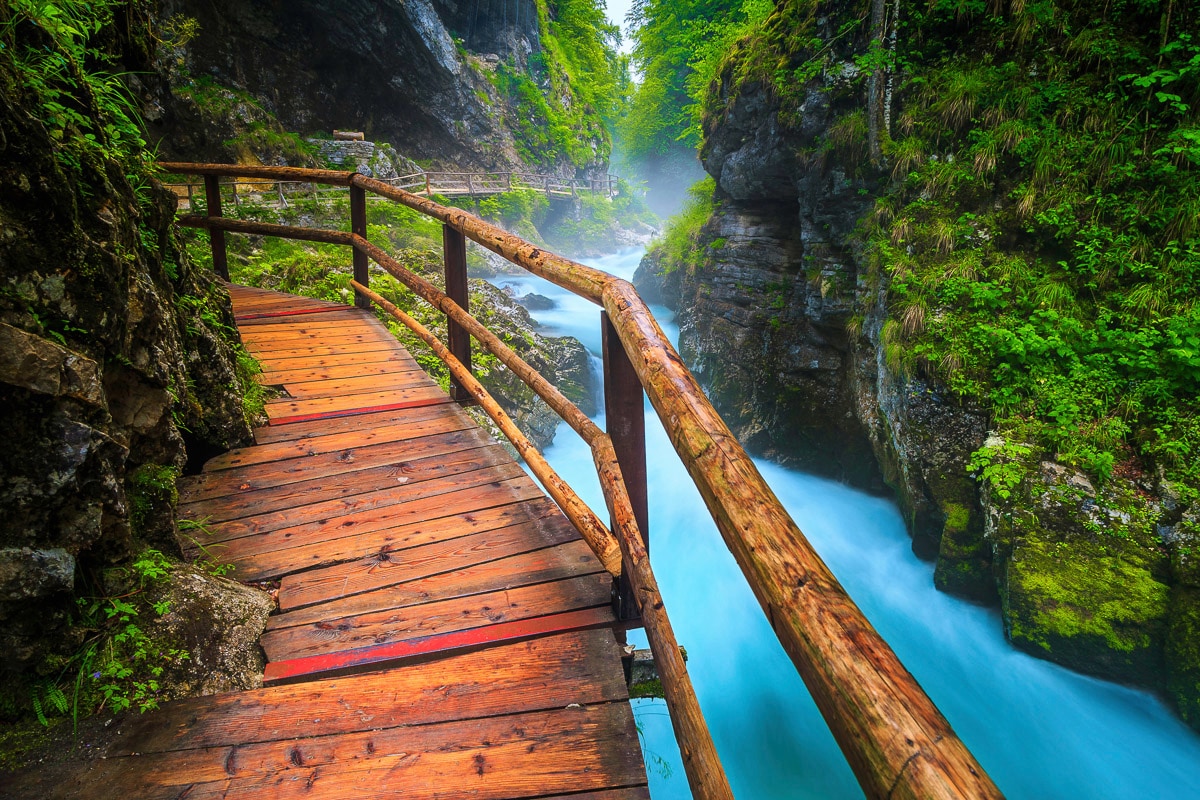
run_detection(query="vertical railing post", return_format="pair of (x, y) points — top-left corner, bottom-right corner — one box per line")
(602, 310), (648, 621)
(203, 174), (229, 281)
(350, 183), (369, 310)
(443, 224), (471, 402)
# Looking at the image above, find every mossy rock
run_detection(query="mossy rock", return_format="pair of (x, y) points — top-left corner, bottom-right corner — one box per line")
(1166, 587), (1200, 733)
(1004, 534), (1170, 685)
(934, 501), (995, 603)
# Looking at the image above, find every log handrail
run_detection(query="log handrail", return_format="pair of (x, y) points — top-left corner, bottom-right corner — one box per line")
(160, 161), (1004, 800)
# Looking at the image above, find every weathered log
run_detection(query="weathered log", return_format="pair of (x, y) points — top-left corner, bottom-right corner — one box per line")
(593, 438), (734, 800)
(176, 215), (355, 247)
(599, 279), (1002, 799)
(162, 162), (356, 186)
(332, 130), (365, 141)
(350, 175), (612, 302)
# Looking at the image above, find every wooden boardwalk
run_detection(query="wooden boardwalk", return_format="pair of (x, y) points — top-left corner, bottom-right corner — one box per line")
(5, 285), (647, 799)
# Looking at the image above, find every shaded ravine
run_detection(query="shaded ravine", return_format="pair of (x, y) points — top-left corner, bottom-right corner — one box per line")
(487, 248), (1200, 799)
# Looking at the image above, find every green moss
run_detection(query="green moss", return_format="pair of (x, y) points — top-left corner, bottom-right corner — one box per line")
(629, 678), (665, 698)
(1166, 588), (1200, 731)
(1007, 537), (1169, 667)
(127, 464), (181, 536)
(942, 502), (970, 535)
(933, 501), (993, 601)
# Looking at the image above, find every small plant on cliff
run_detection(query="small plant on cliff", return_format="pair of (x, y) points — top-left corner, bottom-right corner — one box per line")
(1, 0), (153, 178)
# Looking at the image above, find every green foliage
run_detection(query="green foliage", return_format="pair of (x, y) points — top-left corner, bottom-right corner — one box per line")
(126, 463), (181, 535)
(0, 0), (152, 179)
(14, 549), (190, 728)
(645, 177), (715, 272)
(171, 75), (320, 164)
(621, 0), (774, 161)
(177, 518), (235, 578)
(844, 0), (1200, 496)
(485, 0), (626, 168)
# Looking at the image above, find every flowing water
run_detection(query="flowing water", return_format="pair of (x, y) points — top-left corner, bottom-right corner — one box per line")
(486, 248), (1200, 799)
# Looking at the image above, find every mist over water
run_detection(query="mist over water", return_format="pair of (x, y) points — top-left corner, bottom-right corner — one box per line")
(488, 248), (1200, 799)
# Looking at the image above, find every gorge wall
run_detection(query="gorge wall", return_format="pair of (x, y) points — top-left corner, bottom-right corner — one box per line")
(637, 0), (1200, 726)
(150, 0), (609, 176)
(0, 2), (270, 709)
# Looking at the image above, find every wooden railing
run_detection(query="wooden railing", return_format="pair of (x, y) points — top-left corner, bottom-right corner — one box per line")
(160, 162), (1004, 800)
(165, 169), (616, 210)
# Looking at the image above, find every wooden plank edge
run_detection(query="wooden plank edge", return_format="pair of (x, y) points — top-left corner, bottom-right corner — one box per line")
(262, 606), (617, 684)
(267, 396), (452, 426)
(235, 306), (350, 321)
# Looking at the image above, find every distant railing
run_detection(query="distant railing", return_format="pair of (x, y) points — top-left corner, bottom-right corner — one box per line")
(164, 169), (617, 211)
(161, 162), (1003, 800)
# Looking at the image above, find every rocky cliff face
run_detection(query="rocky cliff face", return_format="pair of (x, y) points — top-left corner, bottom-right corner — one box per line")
(637, 0), (1196, 724)
(0, 3), (259, 676)
(151, 0), (601, 174)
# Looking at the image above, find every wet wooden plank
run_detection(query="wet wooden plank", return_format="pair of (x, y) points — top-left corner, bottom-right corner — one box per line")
(277, 512), (581, 611)
(197, 498), (565, 583)
(253, 339), (409, 362)
(211, 405), (475, 466)
(264, 606), (618, 683)
(255, 350), (417, 375)
(110, 629), (630, 753)
(181, 427), (495, 505)
(255, 358), (423, 387)
(192, 481), (547, 582)
(236, 308), (371, 328)
(273, 371), (436, 401)
(272, 535), (598, 625)
(259, 572), (613, 664)
(266, 383), (446, 415)
(186, 465), (536, 546)
(15, 704), (642, 800)
(182, 443), (511, 525)
(242, 331), (393, 352)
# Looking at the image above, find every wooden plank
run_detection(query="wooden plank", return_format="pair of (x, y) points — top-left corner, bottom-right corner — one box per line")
(181, 427), (495, 504)
(255, 359), (423, 386)
(180, 441), (510, 524)
(201, 498), (564, 582)
(277, 511), (580, 610)
(17, 704), (643, 800)
(233, 295), (349, 315)
(209, 405), (475, 467)
(272, 535), (598, 625)
(252, 339), (407, 361)
(235, 308), (371, 328)
(256, 352), (420, 376)
(109, 629), (630, 753)
(185, 465), (534, 545)
(268, 393), (451, 426)
(264, 606), (618, 683)
(243, 324), (395, 345)
(259, 573), (613, 663)
(265, 385), (448, 422)
(268, 370), (430, 400)
(245, 332), (399, 355)
(237, 314), (381, 336)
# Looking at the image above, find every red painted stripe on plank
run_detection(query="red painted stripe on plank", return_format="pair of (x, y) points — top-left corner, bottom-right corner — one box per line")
(235, 306), (349, 321)
(268, 396), (450, 426)
(263, 606), (615, 684)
